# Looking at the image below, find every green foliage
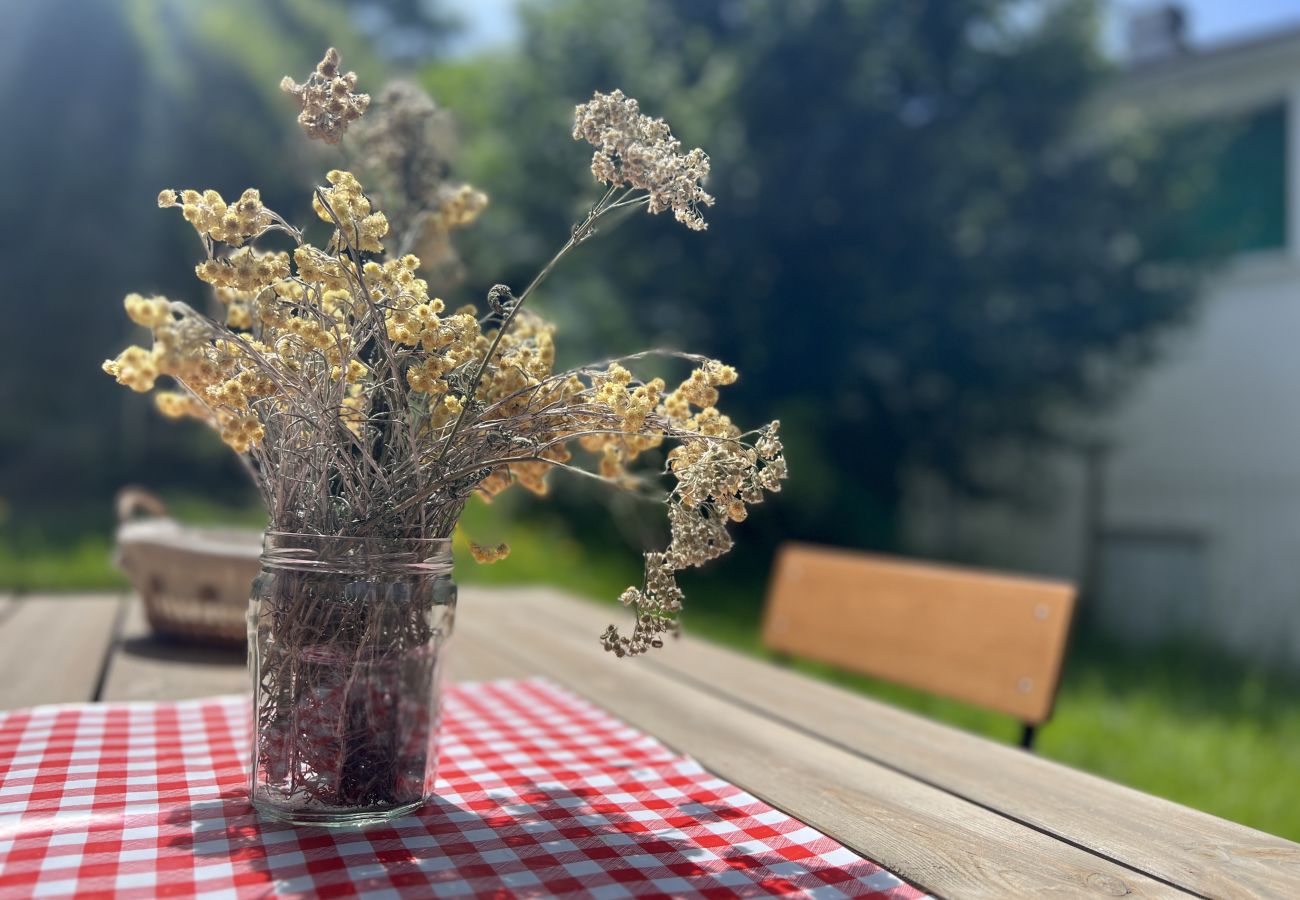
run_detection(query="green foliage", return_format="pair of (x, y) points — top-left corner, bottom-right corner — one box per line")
(452, 497), (643, 600)
(1179, 103), (1288, 253)
(0, 533), (124, 593)
(0, 0), (378, 520)
(1040, 634), (1300, 838)
(0, 490), (265, 591)
(430, 0), (1224, 553)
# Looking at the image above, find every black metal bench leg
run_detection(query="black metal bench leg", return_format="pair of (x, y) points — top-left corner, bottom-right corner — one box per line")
(1020, 723), (1037, 751)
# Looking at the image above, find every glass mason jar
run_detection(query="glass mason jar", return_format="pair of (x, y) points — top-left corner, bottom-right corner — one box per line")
(247, 531), (456, 826)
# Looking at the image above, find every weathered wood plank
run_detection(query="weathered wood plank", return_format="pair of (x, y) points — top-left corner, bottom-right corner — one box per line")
(446, 591), (539, 681)
(446, 626), (538, 683)
(0, 594), (125, 709)
(493, 587), (1300, 899)
(100, 595), (247, 701)
(457, 591), (1190, 899)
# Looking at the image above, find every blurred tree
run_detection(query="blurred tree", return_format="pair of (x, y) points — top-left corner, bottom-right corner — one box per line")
(434, 0), (1222, 550)
(0, 0), (442, 520)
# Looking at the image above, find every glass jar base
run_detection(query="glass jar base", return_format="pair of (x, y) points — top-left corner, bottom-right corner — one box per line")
(252, 796), (426, 827)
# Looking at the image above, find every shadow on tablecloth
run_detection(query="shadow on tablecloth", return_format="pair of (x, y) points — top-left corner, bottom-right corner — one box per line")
(162, 780), (910, 898)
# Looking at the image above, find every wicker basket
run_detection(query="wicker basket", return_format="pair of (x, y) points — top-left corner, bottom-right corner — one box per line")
(113, 488), (262, 647)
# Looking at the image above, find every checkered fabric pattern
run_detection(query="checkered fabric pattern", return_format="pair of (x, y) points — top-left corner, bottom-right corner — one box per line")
(0, 678), (927, 898)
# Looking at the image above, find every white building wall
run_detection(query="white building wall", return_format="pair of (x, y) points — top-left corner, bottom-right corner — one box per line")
(908, 253), (1300, 665)
(1102, 253), (1300, 661)
(903, 44), (1300, 665)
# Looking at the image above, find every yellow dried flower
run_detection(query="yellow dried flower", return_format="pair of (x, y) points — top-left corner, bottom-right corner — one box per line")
(196, 247), (290, 293)
(103, 346), (158, 393)
(154, 391), (207, 420)
(293, 245), (353, 292)
(475, 468), (512, 501)
(469, 541), (510, 564)
(220, 413), (265, 453)
(405, 355), (454, 393)
(123, 293), (172, 329)
(346, 360), (369, 382)
(703, 360), (738, 386)
(313, 170), (387, 253)
(431, 184), (488, 233)
(226, 303), (252, 330)
(339, 383), (368, 436)
(167, 187), (271, 247)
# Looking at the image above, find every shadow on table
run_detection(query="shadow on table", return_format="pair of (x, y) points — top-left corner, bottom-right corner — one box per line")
(119, 633), (244, 666)
(161, 780), (896, 897)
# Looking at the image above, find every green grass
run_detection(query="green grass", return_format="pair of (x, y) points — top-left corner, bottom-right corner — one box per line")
(1041, 637), (1300, 835)
(5, 497), (1299, 840)
(450, 499), (643, 600)
(0, 493), (269, 592)
(0, 531), (125, 592)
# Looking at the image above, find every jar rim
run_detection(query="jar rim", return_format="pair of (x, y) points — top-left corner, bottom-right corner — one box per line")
(262, 529), (453, 547)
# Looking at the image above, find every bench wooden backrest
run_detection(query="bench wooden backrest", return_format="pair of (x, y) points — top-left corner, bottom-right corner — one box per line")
(761, 543), (1077, 724)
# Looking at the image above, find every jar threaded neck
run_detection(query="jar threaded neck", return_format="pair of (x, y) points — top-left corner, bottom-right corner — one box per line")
(259, 531), (453, 575)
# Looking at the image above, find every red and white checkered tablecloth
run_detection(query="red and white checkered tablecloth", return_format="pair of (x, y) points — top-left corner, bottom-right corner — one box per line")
(0, 678), (927, 898)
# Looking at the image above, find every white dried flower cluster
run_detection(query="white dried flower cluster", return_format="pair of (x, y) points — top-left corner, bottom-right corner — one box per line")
(280, 48), (370, 145)
(573, 89), (715, 231)
(602, 422), (787, 657)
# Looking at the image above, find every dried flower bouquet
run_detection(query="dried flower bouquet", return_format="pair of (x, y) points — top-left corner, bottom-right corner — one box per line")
(103, 50), (786, 817)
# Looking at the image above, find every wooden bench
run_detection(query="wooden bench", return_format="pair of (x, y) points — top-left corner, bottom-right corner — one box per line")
(761, 542), (1077, 747)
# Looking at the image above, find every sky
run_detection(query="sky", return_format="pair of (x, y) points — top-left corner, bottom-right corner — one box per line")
(441, 0), (1300, 56)
(442, 0), (519, 55)
(1174, 0), (1300, 45)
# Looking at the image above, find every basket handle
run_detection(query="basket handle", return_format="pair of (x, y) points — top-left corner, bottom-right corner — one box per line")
(115, 486), (169, 524)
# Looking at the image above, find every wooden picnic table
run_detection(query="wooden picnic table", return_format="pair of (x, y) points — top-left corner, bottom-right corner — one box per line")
(2, 588), (1298, 898)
